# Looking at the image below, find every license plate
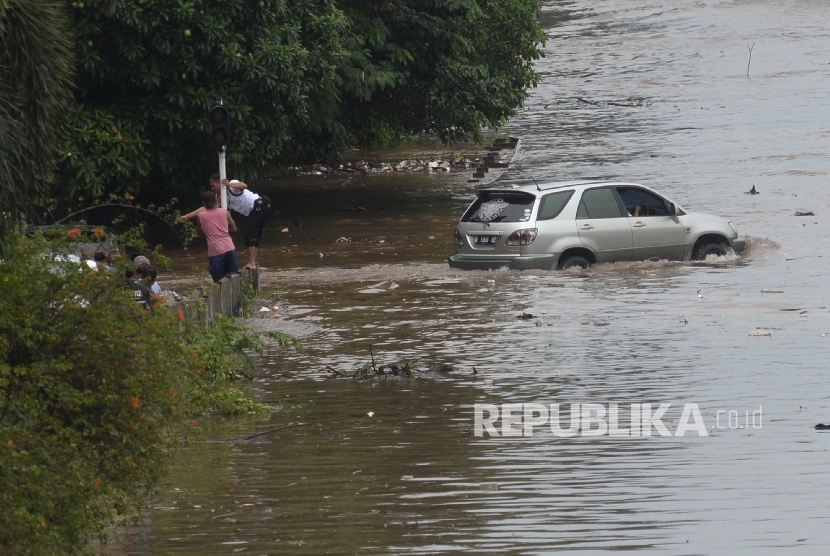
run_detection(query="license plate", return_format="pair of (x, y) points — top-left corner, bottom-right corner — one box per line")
(474, 236), (500, 246)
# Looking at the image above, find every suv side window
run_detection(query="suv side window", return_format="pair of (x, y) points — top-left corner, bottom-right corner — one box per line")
(577, 187), (624, 219)
(616, 187), (669, 216)
(537, 190), (574, 220)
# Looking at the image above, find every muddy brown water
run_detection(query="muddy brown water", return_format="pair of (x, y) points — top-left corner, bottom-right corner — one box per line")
(131, 1), (830, 553)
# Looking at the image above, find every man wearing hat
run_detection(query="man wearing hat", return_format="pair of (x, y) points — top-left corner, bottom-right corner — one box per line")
(195, 191), (239, 282)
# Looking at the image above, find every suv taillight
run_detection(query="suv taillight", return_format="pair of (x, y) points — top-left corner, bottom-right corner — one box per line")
(453, 229), (464, 246)
(505, 228), (537, 246)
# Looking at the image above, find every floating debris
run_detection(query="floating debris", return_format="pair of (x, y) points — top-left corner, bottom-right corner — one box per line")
(745, 185), (759, 195)
(428, 363), (455, 373)
(761, 289), (784, 293)
(794, 211), (815, 216)
(748, 330), (773, 336)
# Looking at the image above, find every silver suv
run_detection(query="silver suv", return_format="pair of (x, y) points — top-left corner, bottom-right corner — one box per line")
(448, 180), (745, 270)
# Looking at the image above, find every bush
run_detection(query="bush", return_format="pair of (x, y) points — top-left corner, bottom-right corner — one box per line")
(0, 235), (296, 554)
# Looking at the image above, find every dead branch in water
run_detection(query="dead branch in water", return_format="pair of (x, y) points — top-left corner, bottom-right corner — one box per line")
(240, 422), (312, 441)
(578, 97), (644, 108)
(747, 42), (755, 77)
(325, 365), (345, 377)
(325, 347), (421, 381)
(211, 422), (313, 443)
(607, 100), (644, 107)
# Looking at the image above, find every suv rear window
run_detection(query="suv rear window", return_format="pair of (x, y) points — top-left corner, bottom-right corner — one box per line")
(462, 192), (536, 223)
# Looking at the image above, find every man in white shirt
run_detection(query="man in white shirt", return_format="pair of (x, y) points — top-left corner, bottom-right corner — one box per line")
(211, 174), (271, 269)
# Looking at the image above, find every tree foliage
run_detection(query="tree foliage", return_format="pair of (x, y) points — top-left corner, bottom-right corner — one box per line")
(321, 0), (546, 152)
(59, 0), (544, 203)
(0, 0), (75, 235)
(0, 235), (298, 554)
(61, 0), (348, 201)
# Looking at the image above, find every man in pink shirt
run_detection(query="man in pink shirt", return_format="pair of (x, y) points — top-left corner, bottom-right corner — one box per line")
(195, 191), (239, 282)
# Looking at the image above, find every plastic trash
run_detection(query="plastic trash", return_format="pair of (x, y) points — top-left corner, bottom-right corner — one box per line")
(748, 330), (772, 336)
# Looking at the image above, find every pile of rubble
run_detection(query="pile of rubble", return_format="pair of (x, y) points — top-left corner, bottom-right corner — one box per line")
(288, 157), (479, 176)
(286, 136), (519, 182)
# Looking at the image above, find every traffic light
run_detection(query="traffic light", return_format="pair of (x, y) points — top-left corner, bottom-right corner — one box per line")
(208, 100), (231, 151)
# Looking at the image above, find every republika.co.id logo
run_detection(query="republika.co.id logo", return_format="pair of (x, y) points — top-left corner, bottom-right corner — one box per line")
(474, 403), (763, 438)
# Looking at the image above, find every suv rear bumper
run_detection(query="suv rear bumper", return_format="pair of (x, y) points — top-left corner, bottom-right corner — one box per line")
(447, 254), (557, 270)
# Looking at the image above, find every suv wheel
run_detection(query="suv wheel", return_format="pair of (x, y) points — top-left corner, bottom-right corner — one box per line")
(693, 240), (728, 261)
(558, 255), (591, 270)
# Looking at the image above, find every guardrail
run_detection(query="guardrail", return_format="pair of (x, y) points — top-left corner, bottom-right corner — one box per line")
(172, 268), (258, 327)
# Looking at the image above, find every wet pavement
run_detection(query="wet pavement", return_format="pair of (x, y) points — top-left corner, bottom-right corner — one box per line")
(136, 1), (830, 553)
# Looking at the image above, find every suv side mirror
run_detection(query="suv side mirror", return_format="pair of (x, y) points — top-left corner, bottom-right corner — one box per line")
(668, 202), (677, 216)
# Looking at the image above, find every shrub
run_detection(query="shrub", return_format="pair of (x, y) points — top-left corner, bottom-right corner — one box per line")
(0, 235), (297, 554)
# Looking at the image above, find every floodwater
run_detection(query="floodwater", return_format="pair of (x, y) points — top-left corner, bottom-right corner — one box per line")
(135, 1), (830, 554)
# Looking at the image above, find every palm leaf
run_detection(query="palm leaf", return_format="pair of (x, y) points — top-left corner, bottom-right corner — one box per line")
(0, 0), (74, 237)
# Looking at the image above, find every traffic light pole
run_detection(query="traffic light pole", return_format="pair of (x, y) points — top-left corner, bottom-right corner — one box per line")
(218, 146), (228, 209)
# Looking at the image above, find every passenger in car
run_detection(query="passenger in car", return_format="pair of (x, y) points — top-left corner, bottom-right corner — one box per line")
(629, 205), (645, 217)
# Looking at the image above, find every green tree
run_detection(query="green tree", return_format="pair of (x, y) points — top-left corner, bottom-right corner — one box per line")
(311, 0), (546, 154)
(61, 0), (348, 201)
(0, 0), (75, 236)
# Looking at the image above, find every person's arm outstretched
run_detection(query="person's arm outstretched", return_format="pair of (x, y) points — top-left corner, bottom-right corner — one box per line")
(181, 206), (206, 222)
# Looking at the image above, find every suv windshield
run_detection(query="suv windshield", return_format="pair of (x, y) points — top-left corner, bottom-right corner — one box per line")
(462, 192), (536, 223)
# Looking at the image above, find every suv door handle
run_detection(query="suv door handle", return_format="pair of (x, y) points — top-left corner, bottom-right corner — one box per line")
(580, 224), (595, 230)
(632, 222), (646, 228)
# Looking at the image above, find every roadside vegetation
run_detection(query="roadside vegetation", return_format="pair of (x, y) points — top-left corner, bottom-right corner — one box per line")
(0, 234), (300, 554)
